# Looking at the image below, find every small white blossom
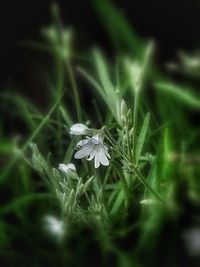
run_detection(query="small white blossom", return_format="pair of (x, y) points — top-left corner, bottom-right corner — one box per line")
(58, 163), (76, 174)
(183, 227), (200, 256)
(125, 59), (142, 92)
(43, 215), (65, 240)
(140, 199), (159, 205)
(74, 134), (110, 168)
(70, 123), (89, 135)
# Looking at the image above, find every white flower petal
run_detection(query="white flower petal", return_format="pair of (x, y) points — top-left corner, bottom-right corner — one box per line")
(70, 123), (89, 135)
(105, 151), (111, 159)
(86, 149), (96, 161)
(103, 145), (111, 159)
(74, 149), (88, 159)
(58, 163), (76, 174)
(76, 138), (89, 147)
(44, 215), (65, 239)
(98, 150), (109, 166)
(94, 155), (100, 168)
(66, 163), (76, 171)
(74, 142), (94, 159)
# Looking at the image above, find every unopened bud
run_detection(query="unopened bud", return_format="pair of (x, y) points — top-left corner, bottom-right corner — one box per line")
(120, 99), (128, 124)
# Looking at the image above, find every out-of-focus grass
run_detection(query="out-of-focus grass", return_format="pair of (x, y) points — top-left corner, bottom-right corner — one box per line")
(0, 1), (200, 267)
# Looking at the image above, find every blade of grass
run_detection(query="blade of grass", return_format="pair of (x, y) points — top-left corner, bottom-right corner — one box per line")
(93, 0), (145, 57)
(59, 106), (73, 126)
(0, 94), (63, 184)
(135, 113), (150, 164)
(155, 82), (200, 109)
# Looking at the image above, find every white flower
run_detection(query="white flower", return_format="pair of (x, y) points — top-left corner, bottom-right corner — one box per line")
(183, 227), (200, 256)
(70, 123), (110, 168)
(58, 163), (76, 174)
(43, 215), (65, 240)
(70, 123), (89, 135)
(74, 134), (110, 168)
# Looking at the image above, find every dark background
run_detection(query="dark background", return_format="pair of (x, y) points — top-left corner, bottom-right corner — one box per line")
(0, 0), (200, 96)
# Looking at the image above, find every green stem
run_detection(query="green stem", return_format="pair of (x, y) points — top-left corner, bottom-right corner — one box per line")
(133, 90), (139, 161)
(66, 60), (82, 122)
(55, 56), (64, 156)
(126, 125), (132, 161)
(115, 166), (129, 210)
(133, 168), (165, 205)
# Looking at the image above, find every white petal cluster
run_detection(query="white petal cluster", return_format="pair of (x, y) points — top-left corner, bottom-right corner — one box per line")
(43, 215), (65, 240)
(70, 124), (110, 168)
(58, 163), (76, 174)
(75, 134), (110, 168)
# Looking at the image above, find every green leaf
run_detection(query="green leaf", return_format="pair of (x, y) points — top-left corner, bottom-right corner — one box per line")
(160, 128), (173, 182)
(155, 82), (200, 109)
(147, 159), (159, 195)
(110, 189), (124, 216)
(93, 49), (115, 97)
(93, 0), (144, 57)
(135, 113), (150, 164)
(59, 106), (73, 126)
(63, 141), (75, 163)
(78, 67), (106, 100)
(78, 66), (119, 122)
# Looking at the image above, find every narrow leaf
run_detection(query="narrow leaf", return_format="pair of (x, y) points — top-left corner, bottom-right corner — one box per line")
(135, 113), (150, 164)
(155, 82), (200, 109)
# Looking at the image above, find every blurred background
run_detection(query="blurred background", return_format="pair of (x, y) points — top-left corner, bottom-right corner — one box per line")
(1, 0), (200, 98)
(1, 1), (200, 266)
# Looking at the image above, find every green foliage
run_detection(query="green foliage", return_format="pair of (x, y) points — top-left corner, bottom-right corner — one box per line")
(0, 1), (200, 266)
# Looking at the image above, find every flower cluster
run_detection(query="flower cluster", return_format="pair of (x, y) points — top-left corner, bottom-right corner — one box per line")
(70, 123), (110, 168)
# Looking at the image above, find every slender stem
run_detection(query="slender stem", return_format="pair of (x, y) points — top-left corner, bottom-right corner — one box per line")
(103, 165), (112, 188)
(133, 168), (165, 205)
(55, 55), (64, 156)
(133, 90), (139, 161)
(121, 176), (129, 210)
(66, 60), (82, 122)
(125, 125), (132, 161)
(115, 166), (129, 210)
(92, 99), (103, 125)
